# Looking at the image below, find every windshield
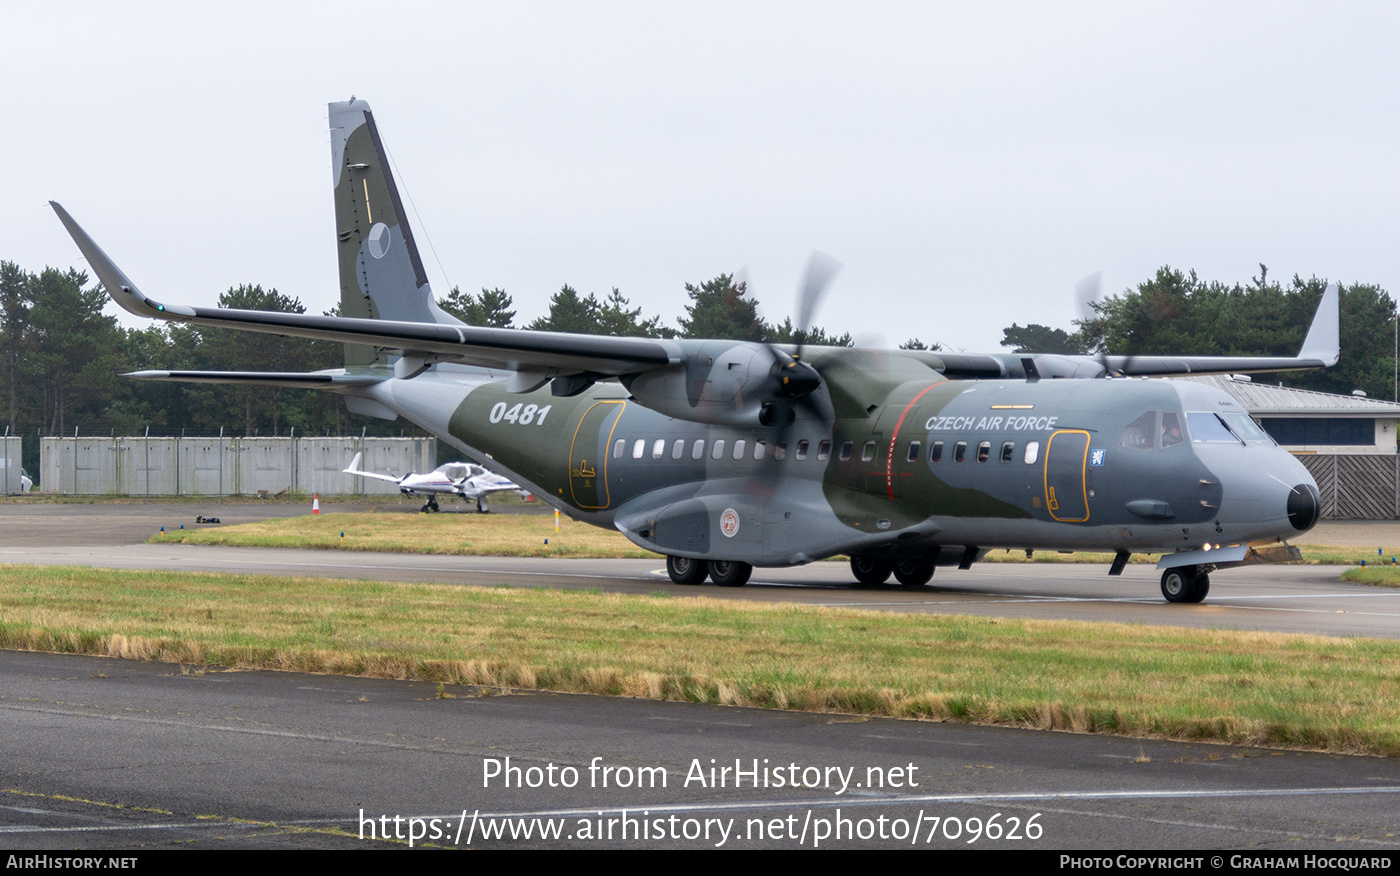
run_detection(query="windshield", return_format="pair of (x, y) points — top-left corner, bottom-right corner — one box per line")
(1186, 412), (1241, 443)
(1186, 411), (1269, 445)
(1221, 411), (1274, 444)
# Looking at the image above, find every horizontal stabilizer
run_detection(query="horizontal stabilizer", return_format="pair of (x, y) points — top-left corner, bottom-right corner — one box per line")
(342, 451), (403, 485)
(125, 370), (386, 389)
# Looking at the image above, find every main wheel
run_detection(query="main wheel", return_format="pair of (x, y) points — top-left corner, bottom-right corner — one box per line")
(893, 557), (935, 587)
(850, 555), (893, 586)
(667, 555), (708, 586)
(709, 559), (752, 587)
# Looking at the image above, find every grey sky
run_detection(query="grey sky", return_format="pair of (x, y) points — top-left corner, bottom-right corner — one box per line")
(10, 2), (1398, 353)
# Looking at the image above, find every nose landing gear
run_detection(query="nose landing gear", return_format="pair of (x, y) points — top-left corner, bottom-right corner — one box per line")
(1161, 566), (1210, 603)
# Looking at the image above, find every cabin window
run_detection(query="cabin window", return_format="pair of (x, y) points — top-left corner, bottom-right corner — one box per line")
(1023, 441), (1039, 464)
(754, 441), (766, 460)
(817, 440), (831, 461)
(796, 439), (809, 460)
(1118, 411), (1156, 450)
(861, 441), (876, 462)
(839, 441), (853, 461)
(632, 439), (645, 459)
(672, 439), (685, 459)
(652, 439), (666, 459)
(1000, 441), (1015, 463)
(692, 439), (706, 459)
(733, 439), (746, 459)
(906, 441), (921, 462)
(929, 441), (943, 462)
(976, 441), (991, 463)
(774, 441), (787, 460)
(712, 439), (725, 460)
(612, 439), (625, 459)
(954, 441), (967, 462)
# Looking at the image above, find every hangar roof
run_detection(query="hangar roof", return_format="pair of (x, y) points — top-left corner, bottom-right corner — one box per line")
(1170, 375), (1400, 417)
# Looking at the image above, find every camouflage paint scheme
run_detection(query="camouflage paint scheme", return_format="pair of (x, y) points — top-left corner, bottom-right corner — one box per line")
(52, 99), (1332, 602)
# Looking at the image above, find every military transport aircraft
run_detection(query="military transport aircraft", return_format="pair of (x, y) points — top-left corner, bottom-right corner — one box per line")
(342, 451), (525, 513)
(51, 98), (1337, 603)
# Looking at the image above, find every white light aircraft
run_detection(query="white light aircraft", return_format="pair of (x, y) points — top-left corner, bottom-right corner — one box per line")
(343, 452), (526, 513)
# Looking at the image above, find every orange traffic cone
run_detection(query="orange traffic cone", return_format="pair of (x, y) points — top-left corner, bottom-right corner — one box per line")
(312, 493), (320, 514)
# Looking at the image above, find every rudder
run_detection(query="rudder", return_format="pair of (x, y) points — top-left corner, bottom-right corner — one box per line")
(329, 99), (459, 368)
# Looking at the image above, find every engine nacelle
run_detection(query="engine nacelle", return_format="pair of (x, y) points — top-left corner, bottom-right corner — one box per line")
(624, 341), (797, 427)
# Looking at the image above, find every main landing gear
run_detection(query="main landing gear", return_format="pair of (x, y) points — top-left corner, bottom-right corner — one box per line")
(1160, 565), (1211, 604)
(420, 497), (440, 513)
(665, 556), (753, 587)
(850, 555), (935, 587)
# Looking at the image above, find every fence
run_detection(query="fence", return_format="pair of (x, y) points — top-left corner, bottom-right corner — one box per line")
(1295, 453), (1400, 519)
(0, 436), (23, 494)
(39, 436), (436, 497)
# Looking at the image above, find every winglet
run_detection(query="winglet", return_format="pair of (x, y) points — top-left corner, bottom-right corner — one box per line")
(1298, 282), (1340, 367)
(344, 452), (364, 475)
(49, 202), (195, 320)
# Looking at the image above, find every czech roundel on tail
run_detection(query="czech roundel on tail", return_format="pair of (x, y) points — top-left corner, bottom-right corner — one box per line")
(52, 99), (1337, 602)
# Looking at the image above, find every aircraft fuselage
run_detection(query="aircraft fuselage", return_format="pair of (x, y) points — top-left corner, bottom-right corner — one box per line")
(365, 366), (1319, 569)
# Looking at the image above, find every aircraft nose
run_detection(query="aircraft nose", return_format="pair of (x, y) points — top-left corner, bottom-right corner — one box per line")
(1287, 483), (1320, 532)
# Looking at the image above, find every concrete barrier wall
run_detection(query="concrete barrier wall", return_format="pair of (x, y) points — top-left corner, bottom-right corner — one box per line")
(40, 436), (436, 496)
(0, 436), (24, 494)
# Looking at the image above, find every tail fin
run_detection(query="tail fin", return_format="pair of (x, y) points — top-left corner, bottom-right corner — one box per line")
(329, 99), (459, 368)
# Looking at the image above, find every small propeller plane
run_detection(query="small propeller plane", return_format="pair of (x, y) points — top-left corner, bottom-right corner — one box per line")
(343, 451), (525, 513)
(52, 99), (1338, 603)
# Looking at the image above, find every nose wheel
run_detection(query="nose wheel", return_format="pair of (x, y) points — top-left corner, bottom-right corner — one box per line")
(1161, 566), (1210, 603)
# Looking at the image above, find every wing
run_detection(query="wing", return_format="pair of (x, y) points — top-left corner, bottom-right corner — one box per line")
(53, 198), (1339, 430)
(51, 202), (679, 388)
(933, 281), (1339, 381)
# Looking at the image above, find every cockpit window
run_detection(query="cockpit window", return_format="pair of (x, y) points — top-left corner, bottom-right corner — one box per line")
(1186, 412), (1241, 444)
(1221, 411), (1273, 444)
(1161, 412), (1185, 448)
(1118, 411), (1156, 450)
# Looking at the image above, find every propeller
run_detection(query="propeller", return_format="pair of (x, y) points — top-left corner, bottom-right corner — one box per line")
(759, 251), (841, 428)
(1075, 271), (1130, 377)
(745, 252), (842, 492)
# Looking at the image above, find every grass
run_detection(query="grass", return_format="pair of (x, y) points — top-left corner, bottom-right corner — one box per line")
(150, 511), (1386, 567)
(150, 511), (659, 558)
(1342, 567), (1400, 587)
(4, 563), (1400, 757)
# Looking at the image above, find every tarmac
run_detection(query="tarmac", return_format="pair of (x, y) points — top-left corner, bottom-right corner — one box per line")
(1, 500), (1399, 850)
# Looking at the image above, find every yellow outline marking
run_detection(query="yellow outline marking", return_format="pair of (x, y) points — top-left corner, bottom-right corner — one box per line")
(569, 400), (625, 509)
(363, 180), (373, 223)
(1043, 429), (1091, 523)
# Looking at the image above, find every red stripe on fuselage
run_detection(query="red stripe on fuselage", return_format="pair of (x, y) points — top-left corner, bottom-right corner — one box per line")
(886, 381), (947, 500)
